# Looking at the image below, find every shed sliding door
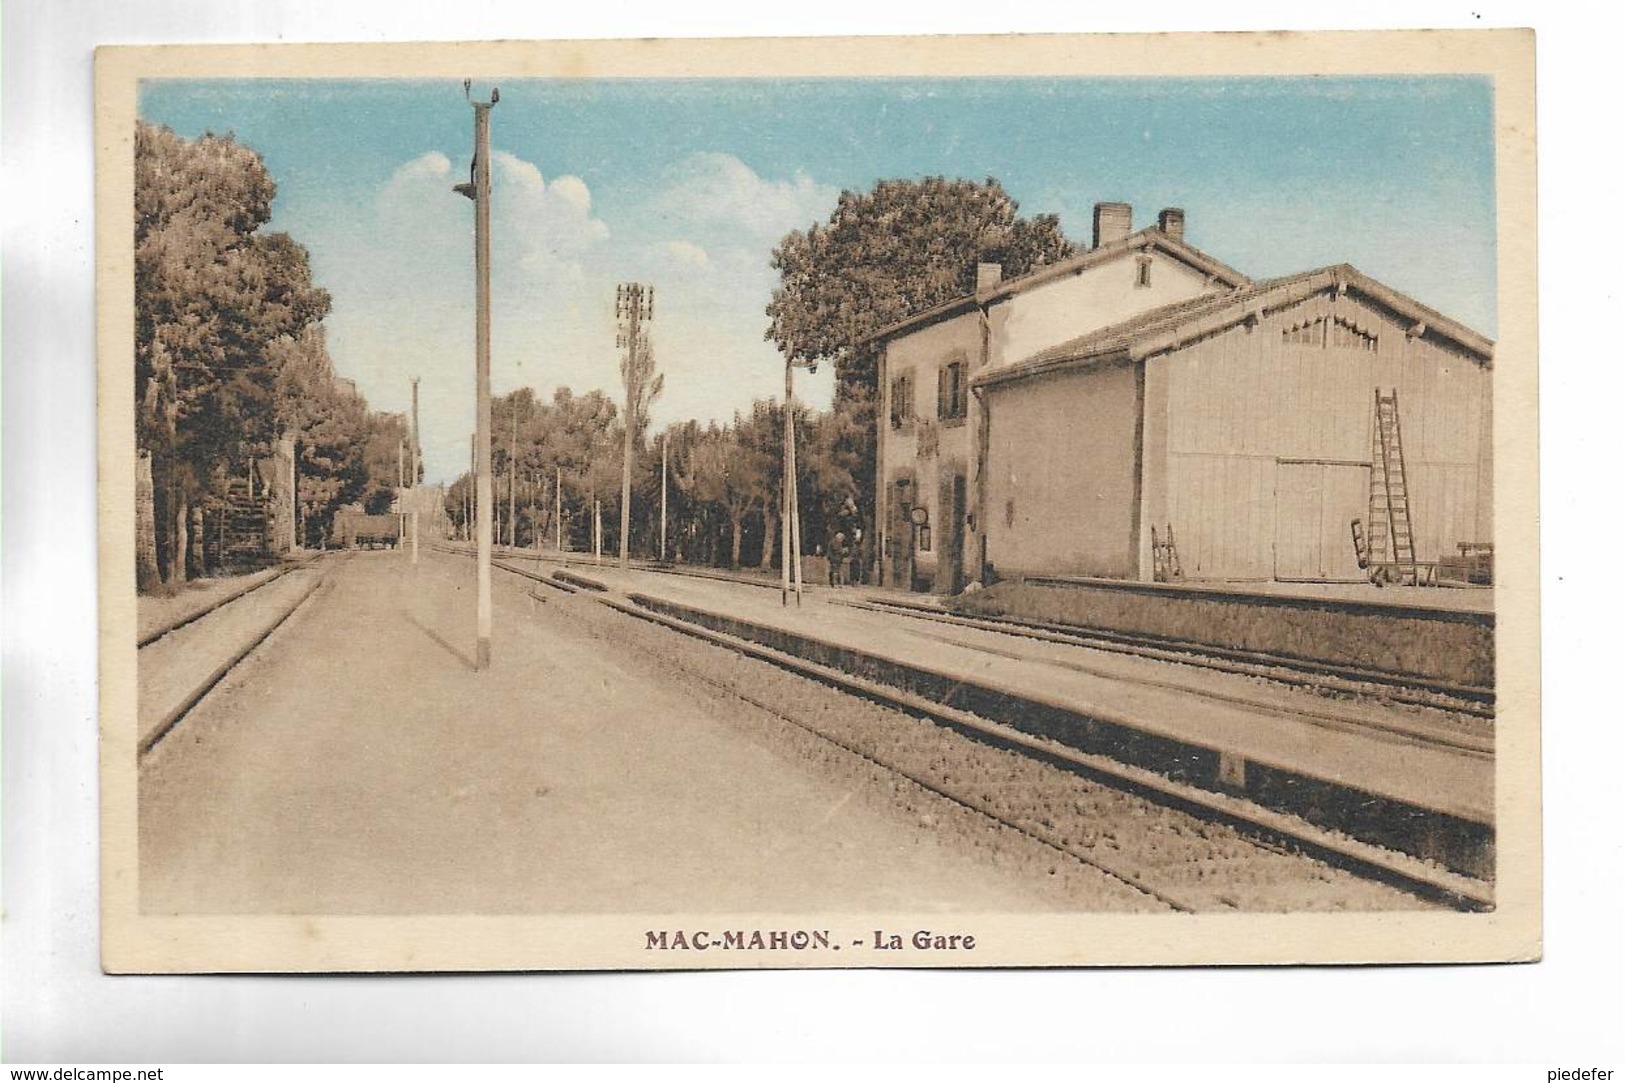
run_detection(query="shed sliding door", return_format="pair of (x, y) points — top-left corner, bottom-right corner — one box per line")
(1274, 459), (1369, 582)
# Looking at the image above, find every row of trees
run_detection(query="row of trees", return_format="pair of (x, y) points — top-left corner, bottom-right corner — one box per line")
(444, 387), (864, 573)
(135, 122), (407, 592)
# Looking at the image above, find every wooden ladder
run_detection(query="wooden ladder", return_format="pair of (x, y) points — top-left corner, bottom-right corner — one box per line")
(1151, 523), (1183, 582)
(1368, 388), (1417, 584)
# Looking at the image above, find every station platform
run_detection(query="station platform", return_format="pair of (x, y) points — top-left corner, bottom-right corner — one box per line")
(492, 551), (1495, 885)
(1045, 575), (1495, 615)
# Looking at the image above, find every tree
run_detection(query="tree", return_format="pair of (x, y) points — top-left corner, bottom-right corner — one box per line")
(446, 387), (622, 551)
(734, 400), (785, 570)
(684, 422), (766, 568)
(660, 419), (711, 564)
(135, 121), (333, 582)
(268, 326), (374, 546)
(620, 332), (664, 453)
(765, 176), (1074, 398)
(617, 330), (662, 561)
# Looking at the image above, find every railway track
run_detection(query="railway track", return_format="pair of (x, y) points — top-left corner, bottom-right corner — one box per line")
(137, 558), (333, 756)
(487, 553), (1477, 912)
(838, 594), (1495, 720)
(137, 552), (328, 648)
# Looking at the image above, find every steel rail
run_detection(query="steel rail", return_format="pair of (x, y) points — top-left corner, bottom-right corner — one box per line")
(841, 595), (1495, 718)
(138, 567), (329, 756)
(137, 552), (329, 649)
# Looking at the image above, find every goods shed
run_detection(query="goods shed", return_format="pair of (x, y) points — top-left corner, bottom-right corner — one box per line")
(972, 264), (1494, 584)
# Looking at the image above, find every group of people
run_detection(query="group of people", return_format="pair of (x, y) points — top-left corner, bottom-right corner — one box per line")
(824, 496), (863, 587)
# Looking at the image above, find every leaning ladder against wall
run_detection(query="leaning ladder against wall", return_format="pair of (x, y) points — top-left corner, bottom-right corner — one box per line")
(1366, 387), (1418, 585)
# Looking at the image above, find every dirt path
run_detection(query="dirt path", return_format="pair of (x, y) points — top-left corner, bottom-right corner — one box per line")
(138, 549), (1153, 914)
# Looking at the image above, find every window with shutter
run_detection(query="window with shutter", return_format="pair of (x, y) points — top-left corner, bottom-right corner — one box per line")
(890, 372), (913, 430)
(939, 360), (967, 423)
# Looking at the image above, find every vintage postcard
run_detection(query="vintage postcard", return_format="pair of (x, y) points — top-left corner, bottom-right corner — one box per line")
(97, 30), (1539, 972)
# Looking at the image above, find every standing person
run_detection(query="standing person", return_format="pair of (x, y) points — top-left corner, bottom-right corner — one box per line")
(833, 496), (860, 587)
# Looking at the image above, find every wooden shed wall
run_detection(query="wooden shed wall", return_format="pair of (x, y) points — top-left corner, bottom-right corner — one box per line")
(984, 361), (1141, 579)
(1144, 290), (1491, 581)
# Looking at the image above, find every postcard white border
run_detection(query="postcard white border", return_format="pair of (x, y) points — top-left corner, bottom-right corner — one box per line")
(94, 29), (1539, 975)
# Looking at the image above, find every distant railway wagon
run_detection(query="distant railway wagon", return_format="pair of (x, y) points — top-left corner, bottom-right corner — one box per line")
(336, 511), (402, 549)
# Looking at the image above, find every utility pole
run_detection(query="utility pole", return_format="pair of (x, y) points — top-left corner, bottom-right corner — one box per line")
(781, 348), (814, 606)
(659, 434), (668, 563)
(531, 472), (540, 552)
(397, 436), (407, 542)
(455, 80), (498, 670)
(410, 376), (421, 565)
(789, 406), (804, 599)
(615, 282), (654, 570)
(289, 432), (299, 553)
(507, 402), (518, 550)
(555, 464), (563, 552)
(781, 361), (792, 605)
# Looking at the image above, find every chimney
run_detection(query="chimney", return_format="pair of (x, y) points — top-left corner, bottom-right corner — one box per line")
(1092, 201), (1133, 248)
(975, 262), (1003, 292)
(1157, 207), (1186, 242)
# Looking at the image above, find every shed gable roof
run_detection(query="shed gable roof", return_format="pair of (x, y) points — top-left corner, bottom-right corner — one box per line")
(972, 263), (1494, 390)
(865, 227), (1251, 346)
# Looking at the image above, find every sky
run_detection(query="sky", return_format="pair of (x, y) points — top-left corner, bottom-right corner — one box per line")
(139, 76), (1495, 484)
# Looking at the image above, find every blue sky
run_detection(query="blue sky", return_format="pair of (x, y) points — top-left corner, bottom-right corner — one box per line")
(140, 76), (1495, 483)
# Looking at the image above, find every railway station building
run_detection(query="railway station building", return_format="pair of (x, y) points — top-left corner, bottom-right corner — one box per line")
(872, 203), (1494, 591)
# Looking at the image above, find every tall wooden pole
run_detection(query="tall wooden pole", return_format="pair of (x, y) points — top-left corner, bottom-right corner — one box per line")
(659, 434), (668, 563)
(289, 435), (299, 552)
(621, 298), (638, 571)
(457, 86), (498, 670)
(616, 282), (653, 571)
(508, 402), (518, 549)
(788, 402), (803, 605)
(555, 464), (563, 552)
(782, 358), (793, 606)
(410, 376), (420, 564)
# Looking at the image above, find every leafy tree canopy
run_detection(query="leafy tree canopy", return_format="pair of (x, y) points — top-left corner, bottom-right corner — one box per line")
(765, 176), (1075, 397)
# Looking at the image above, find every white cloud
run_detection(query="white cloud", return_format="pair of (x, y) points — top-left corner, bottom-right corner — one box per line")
(318, 148), (841, 482)
(651, 151), (839, 244)
(662, 240), (710, 268)
(491, 151), (610, 273)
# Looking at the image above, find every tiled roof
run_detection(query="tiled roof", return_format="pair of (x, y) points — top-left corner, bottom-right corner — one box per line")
(864, 227), (1250, 345)
(973, 264), (1493, 390)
